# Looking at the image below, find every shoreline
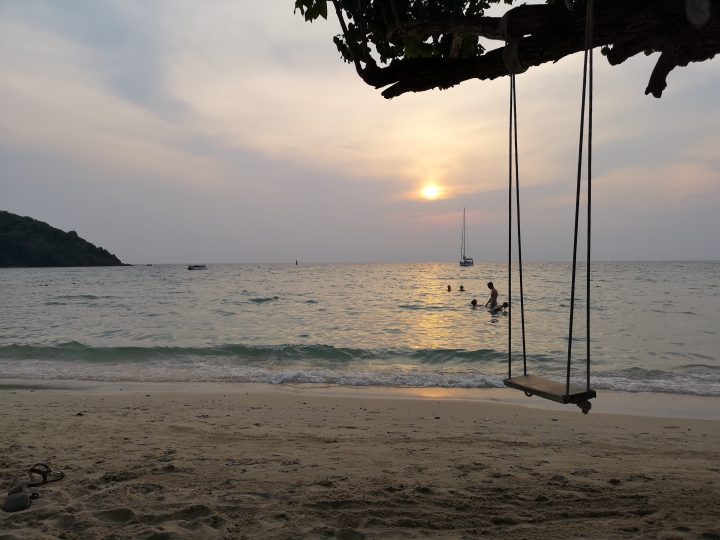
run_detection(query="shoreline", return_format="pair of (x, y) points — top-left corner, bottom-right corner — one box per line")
(1, 378), (718, 538)
(1, 378), (718, 420)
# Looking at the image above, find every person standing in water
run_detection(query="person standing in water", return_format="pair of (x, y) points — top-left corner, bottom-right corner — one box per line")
(485, 282), (499, 309)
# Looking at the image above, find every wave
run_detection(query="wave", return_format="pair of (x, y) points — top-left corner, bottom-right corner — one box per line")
(589, 366), (720, 395)
(249, 296), (279, 303)
(0, 362), (504, 388)
(0, 344), (717, 396)
(54, 294), (116, 300)
(0, 342), (503, 364)
(398, 304), (447, 311)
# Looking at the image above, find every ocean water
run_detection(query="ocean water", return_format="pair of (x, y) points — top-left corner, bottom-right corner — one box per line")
(0, 262), (718, 396)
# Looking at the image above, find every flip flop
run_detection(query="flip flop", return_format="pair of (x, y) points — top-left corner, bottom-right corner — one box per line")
(2, 464), (64, 513)
(2, 490), (39, 513)
(28, 463), (64, 486)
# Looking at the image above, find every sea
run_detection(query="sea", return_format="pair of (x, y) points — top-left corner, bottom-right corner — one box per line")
(1, 262), (718, 396)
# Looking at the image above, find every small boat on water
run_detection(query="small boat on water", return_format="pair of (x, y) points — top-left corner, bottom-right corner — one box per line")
(187, 264), (207, 270)
(459, 207), (474, 267)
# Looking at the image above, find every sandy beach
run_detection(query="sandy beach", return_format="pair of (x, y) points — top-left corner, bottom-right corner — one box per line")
(0, 381), (718, 539)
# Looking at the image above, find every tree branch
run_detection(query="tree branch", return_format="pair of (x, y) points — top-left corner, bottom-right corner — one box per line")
(387, 15), (504, 42)
(338, 0), (720, 99)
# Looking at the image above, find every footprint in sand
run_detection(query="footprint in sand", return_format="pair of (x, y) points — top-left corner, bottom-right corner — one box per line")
(94, 507), (136, 523)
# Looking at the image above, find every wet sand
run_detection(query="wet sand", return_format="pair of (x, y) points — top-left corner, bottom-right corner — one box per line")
(1, 381), (718, 539)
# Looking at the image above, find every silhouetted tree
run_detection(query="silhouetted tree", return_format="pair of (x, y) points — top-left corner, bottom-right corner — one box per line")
(295, 0), (719, 99)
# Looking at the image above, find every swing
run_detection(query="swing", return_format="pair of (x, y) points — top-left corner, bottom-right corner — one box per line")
(502, 0), (596, 415)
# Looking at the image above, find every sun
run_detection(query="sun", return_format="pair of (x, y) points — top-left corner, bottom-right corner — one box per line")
(421, 184), (442, 200)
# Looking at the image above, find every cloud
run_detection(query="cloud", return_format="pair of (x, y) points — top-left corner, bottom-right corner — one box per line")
(0, 17), (228, 188)
(597, 162), (720, 208)
(0, 0), (718, 262)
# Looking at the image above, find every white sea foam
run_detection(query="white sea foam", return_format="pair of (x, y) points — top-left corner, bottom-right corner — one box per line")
(1, 359), (718, 395)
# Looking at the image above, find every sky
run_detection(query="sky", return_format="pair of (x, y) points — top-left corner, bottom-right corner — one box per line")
(1, 1), (719, 264)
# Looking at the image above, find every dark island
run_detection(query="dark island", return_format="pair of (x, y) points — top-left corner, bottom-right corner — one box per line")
(0, 210), (125, 267)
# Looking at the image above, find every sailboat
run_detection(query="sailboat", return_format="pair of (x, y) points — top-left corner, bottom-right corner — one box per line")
(459, 207), (474, 266)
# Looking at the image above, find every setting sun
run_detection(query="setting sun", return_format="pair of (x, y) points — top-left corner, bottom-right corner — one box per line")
(421, 184), (442, 200)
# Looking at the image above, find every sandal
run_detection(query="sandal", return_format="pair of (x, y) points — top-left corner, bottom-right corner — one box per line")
(28, 463), (65, 486)
(1, 464), (65, 513)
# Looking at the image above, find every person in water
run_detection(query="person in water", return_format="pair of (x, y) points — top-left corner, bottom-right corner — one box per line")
(459, 285), (465, 292)
(447, 285), (452, 292)
(490, 301), (509, 314)
(485, 282), (499, 309)
(471, 298), (478, 308)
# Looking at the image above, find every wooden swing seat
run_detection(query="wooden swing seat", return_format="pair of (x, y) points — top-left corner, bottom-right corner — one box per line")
(504, 374), (596, 405)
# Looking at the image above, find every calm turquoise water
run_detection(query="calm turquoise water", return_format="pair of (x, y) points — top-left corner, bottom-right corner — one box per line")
(1, 262), (718, 395)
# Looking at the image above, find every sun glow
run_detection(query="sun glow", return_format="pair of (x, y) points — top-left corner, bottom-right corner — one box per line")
(420, 184), (442, 200)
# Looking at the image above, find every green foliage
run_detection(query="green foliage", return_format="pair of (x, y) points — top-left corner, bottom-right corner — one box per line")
(296, 0), (516, 65)
(294, 0), (328, 21)
(0, 211), (124, 267)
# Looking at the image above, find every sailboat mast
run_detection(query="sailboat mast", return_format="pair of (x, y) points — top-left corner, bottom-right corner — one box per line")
(464, 208), (469, 259)
(461, 207), (466, 259)
(459, 207), (473, 266)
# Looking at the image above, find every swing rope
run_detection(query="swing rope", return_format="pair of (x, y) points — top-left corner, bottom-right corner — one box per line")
(567, 0), (594, 395)
(514, 76), (528, 377)
(507, 73), (528, 380)
(506, 0), (594, 398)
(507, 74), (512, 379)
(586, 0), (594, 392)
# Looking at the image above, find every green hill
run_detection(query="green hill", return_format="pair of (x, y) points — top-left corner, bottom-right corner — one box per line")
(0, 211), (124, 267)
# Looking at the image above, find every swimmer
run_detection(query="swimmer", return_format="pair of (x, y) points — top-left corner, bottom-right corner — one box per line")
(490, 301), (509, 314)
